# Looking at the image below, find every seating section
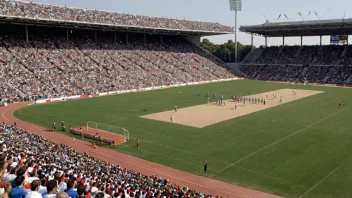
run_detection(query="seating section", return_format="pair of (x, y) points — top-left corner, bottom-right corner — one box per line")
(0, 123), (213, 198)
(242, 45), (352, 85)
(0, 0), (231, 33)
(0, 35), (235, 103)
(242, 65), (352, 84)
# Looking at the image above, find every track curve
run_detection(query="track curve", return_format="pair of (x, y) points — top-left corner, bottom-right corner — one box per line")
(0, 102), (280, 198)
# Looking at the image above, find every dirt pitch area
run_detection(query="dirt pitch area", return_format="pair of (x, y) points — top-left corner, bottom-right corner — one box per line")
(141, 89), (323, 128)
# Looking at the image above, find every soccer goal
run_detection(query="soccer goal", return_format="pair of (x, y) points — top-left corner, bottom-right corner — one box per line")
(86, 121), (129, 143)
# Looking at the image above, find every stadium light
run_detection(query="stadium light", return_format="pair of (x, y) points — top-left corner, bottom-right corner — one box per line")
(229, 0), (242, 63)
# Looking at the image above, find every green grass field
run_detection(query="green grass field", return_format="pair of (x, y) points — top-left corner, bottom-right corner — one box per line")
(14, 80), (352, 198)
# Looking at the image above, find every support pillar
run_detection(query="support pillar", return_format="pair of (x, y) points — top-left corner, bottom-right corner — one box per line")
(114, 32), (117, 43)
(66, 29), (69, 41)
(265, 36), (268, 47)
(300, 36), (303, 46)
(126, 32), (129, 45)
(283, 36), (285, 46)
(160, 35), (163, 44)
(95, 32), (97, 42)
(320, 35), (322, 46)
(25, 26), (29, 42)
(234, 10), (238, 63)
(347, 35), (349, 45)
(251, 33), (254, 49)
(144, 32), (146, 44)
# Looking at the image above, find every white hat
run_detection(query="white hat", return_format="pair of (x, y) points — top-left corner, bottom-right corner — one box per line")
(11, 162), (18, 167)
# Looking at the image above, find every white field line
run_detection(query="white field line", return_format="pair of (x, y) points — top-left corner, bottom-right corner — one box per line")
(232, 165), (307, 189)
(299, 164), (343, 198)
(217, 106), (352, 174)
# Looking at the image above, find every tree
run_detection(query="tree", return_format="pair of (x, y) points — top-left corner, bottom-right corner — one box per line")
(200, 39), (254, 63)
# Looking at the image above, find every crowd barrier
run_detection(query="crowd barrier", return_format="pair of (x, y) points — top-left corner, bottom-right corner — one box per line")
(33, 78), (242, 104)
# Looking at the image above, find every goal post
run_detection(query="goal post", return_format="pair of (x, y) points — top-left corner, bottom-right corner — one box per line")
(86, 121), (129, 143)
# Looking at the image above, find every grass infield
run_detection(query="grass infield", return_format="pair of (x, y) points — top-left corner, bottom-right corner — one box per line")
(14, 80), (352, 198)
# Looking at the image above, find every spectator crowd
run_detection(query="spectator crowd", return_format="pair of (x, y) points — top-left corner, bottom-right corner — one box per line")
(0, 0), (232, 33)
(0, 35), (235, 103)
(242, 45), (352, 84)
(0, 123), (215, 198)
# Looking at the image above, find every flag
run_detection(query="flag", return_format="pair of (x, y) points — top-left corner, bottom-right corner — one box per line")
(314, 11), (320, 19)
(298, 12), (302, 17)
(284, 14), (289, 20)
(276, 14), (281, 21)
(307, 11), (311, 16)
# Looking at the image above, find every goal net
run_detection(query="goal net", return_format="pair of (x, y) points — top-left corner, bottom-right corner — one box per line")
(86, 121), (129, 143)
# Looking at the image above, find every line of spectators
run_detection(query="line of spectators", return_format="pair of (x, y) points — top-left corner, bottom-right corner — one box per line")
(241, 64), (352, 84)
(0, 0), (231, 33)
(0, 123), (215, 198)
(0, 35), (235, 101)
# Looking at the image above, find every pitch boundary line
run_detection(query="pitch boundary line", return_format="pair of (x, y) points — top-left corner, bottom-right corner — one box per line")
(217, 106), (352, 174)
(232, 165), (307, 189)
(298, 164), (343, 198)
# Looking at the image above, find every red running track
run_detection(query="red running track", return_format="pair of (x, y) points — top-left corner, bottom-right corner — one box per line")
(0, 102), (281, 198)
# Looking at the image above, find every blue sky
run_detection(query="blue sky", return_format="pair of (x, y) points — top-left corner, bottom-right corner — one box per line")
(30, 0), (352, 46)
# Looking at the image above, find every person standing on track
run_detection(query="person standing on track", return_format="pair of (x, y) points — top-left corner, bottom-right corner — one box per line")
(52, 122), (56, 131)
(203, 160), (207, 173)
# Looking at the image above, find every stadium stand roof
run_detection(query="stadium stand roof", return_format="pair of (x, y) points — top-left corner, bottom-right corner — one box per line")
(0, 0), (232, 36)
(240, 19), (352, 37)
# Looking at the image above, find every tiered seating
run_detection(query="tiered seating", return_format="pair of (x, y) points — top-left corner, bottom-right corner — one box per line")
(0, 35), (235, 99)
(298, 66), (331, 83)
(243, 45), (352, 84)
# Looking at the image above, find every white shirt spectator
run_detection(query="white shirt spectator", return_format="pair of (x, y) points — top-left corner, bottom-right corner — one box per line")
(25, 191), (42, 198)
(38, 185), (47, 195)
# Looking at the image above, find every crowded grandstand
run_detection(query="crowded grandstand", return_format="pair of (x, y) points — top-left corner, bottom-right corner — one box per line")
(0, 0), (236, 105)
(240, 19), (352, 85)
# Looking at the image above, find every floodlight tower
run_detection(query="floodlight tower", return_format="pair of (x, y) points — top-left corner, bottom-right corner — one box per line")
(229, 0), (242, 63)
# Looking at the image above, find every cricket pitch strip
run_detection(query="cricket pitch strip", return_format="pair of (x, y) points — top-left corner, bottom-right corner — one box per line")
(141, 89), (323, 128)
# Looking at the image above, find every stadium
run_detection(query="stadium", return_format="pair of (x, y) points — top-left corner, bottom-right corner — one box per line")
(0, 0), (352, 198)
